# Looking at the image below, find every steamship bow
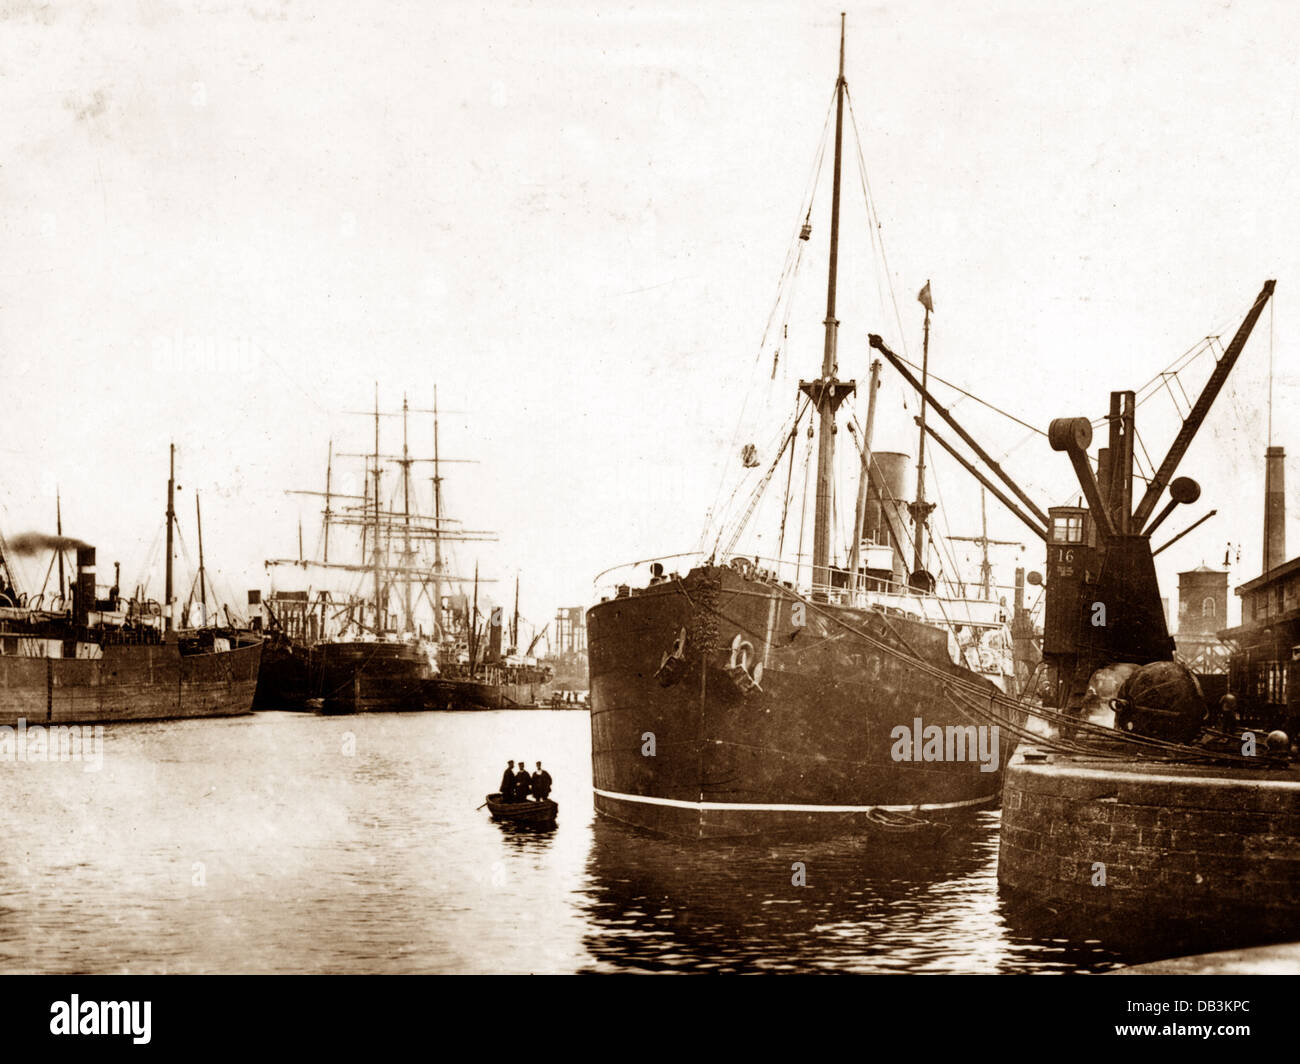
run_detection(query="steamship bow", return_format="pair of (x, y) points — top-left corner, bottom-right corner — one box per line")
(587, 18), (1025, 839)
(588, 562), (1017, 838)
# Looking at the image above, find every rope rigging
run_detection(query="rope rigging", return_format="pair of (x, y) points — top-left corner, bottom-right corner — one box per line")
(696, 578), (1270, 769)
(698, 82), (839, 554)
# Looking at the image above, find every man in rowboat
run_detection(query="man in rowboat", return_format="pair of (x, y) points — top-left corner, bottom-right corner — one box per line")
(499, 760), (517, 802)
(513, 761), (533, 802)
(532, 762), (552, 801)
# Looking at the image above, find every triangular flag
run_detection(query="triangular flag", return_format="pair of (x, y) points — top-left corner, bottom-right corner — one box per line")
(918, 280), (934, 313)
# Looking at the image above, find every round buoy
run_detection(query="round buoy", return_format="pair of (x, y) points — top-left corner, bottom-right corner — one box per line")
(1114, 660), (1206, 744)
(1266, 730), (1290, 753)
(1083, 662), (1139, 727)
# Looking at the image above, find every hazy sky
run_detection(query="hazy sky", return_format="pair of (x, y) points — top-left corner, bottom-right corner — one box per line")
(0, 0), (1295, 634)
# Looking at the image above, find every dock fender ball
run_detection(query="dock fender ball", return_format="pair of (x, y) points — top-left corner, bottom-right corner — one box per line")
(1113, 660), (1206, 744)
(1084, 662), (1139, 728)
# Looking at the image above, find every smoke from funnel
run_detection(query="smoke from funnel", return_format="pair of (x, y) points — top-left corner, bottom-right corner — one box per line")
(5, 532), (92, 554)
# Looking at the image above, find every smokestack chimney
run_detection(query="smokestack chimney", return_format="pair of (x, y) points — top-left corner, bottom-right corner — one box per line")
(1263, 445), (1286, 574)
(74, 546), (96, 627)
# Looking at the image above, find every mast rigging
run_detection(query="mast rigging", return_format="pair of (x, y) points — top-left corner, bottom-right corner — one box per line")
(800, 11), (855, 598)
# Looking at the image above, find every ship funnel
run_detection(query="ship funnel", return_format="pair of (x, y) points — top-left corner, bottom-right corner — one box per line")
(863, 451), (910, 586)
(1263, 445), (1286, 574)
(74, 546), (96, 627)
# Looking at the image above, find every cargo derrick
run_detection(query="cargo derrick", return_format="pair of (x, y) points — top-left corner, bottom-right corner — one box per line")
(1042, 281), (1275, 740)
(873, 280), (1276, 745)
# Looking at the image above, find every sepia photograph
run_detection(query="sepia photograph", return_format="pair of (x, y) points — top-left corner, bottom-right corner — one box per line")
(0, 0), (1297, 1042)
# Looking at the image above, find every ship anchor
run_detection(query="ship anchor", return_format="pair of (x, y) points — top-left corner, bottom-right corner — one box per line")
(724, 633), (764, 695)
(654, 627), (689, 688)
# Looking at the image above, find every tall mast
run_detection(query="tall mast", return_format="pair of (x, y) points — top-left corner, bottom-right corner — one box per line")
(56, 489), (65, 600)
(372, 383), (383, 632)
(470, 561), (480, 676)
(165, 442), (175, 633)
(512, 573), (520, 655)
(196, 491), (207, 625)
(401, 393), (414, 634)
(320, 440), (332, 639)
(431, 387), (444, 638)
(323, 440), (333, 564)
(948, 488), (1023, 600)
(909, 282), (936, 582)
(802, 13), (855, 598)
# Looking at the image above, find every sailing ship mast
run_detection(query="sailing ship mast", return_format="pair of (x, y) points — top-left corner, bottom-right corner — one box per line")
(400, 394), (414, 634)
(909, 282), (936, 586)
(470, 561), (479, 674)
(268, 390), (497, 644)
(55, 490), (65, 601)
(196, 492), (207, 625)
(948, 488), (1023, 601)
(800, 12), (855, 599)
(512, 573), (520, 655)
(371, 383), (383, 633)
(323, 440), (333, 564)
(430, 387), (444, 638)
(165, 442), (175, 633)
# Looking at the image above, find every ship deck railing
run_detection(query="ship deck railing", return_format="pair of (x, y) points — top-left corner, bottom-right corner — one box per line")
(594, 550), (1020, 680)
(595, 551), (1014, 628)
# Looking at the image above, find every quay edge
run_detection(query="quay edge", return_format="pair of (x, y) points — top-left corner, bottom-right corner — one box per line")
(998, 744), (1300, 955)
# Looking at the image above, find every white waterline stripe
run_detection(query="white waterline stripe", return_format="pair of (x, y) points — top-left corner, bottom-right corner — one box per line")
(592, 787), (995, 813)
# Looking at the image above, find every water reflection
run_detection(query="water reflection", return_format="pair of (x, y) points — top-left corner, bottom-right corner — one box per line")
(997, 888), (1282, 968)
(579, 814), (1125, 973)
(0, 709), (1133, 973)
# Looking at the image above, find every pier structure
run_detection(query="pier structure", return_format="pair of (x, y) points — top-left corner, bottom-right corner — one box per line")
(997, 281), (1300, 957)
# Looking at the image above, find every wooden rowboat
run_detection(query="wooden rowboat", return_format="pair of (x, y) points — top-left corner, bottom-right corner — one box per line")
(485, 793), (558, 827)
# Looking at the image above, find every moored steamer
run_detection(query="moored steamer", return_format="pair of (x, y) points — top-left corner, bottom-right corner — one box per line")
(587, 17), (1025, 840)
(0, 448), (262, 726)
(588, 561), (1015, 839)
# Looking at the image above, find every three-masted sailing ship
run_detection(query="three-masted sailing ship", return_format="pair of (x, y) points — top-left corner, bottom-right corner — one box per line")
(0, 445), (262, 726)
(263, 390), (550, 712)
(585, 16), (1021, 839)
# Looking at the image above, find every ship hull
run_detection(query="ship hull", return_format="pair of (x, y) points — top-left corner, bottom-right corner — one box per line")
(425, 677), (553, 710)
(313, 641), (432, 713)
(253, 635), (312, 709)
(587, 565), (1016, 840)
(0, 640), (261, 726)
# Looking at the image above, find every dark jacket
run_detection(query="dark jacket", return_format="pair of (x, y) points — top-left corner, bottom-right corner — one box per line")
(499, 767), (516, 800)
(532, 770), (553, 799)
(514, 769), (533, 799)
